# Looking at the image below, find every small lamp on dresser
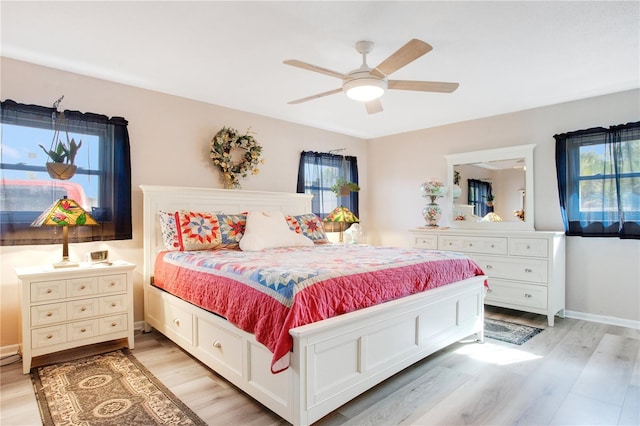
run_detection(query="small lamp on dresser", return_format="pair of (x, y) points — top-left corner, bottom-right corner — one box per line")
(30, 195), (99, 268)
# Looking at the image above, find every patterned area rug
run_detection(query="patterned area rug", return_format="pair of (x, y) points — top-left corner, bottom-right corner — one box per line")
(31, 349), (207, 426)
(484, 318), (543, 345)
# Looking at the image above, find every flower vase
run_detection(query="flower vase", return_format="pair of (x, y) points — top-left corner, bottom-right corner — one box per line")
(422, 196), (442, 227)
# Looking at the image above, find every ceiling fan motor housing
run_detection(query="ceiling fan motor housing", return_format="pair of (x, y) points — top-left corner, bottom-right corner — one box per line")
(343, 71), (387, 102)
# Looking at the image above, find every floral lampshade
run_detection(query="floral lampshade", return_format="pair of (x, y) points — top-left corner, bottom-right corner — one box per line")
(420, 178), (448, 198)
(323, 206), (359, 243)
(31, 196), (99, 268)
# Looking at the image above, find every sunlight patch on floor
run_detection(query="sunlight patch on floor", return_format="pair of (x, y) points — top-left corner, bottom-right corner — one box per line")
(455, 341), (542, 365)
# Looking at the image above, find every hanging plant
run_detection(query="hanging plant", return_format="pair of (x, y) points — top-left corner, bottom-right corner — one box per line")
(39, 103), (82, 180)
(331, 177), (360, 197)
(210, 126), (263, 189)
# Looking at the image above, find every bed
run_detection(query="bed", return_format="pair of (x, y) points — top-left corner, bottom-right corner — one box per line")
(141, 185), (487, 426)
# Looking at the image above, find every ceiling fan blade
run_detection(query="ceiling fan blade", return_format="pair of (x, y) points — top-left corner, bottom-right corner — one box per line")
(373, 39), (433, 77)
(283, 59), (347, 80)
(388, 80), (459, 93)
(365, 99), (383, 114)
(287, 88), (343, 105)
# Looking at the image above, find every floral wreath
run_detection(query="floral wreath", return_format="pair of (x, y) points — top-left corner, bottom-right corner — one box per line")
(210, 126), (263, 188)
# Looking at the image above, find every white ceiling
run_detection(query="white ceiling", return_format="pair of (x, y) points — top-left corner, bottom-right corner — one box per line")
(2, 1), (638, 139)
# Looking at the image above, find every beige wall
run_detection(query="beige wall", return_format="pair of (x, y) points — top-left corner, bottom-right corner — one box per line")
(0, 57), (368, 348)
(367, 89), (640, 323)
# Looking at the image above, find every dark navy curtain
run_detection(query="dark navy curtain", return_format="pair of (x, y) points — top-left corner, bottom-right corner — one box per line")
(0, 99), (132, 245)
(555, 121), (640, 239)
(468, 179), (493, 217)
(296, 151), (359, 218)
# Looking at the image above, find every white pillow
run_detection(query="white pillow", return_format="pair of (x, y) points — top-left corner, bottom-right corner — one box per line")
(240, 210), (314, 251)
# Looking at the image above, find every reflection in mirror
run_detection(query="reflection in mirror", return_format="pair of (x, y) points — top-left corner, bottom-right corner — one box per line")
(445, 144), (535, 231)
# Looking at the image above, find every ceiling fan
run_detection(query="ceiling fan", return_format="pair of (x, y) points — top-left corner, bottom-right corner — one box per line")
(283, 39), (459, 114)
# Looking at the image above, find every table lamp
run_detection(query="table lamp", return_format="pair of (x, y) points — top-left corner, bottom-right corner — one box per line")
(31, 196), (99, 268)
(323, 206), (359, 243)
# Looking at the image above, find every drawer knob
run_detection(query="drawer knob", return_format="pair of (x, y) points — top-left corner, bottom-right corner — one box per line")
(81, 328), (87, 333)
(110, 282), (116, 287)
(524, 293), (532, 298)
(525, 268), (533, 273)
(485, 265), (493, 269)
(46, 312), (53, 317)
(111, 322), (117, 327)
(46, 334), (53, 339)
(173, 318), (180, 327)
(46, 289), (53, 294)
(81, 307), (87, 312)
(80, 284), (86, 290)
(487, 288), (492, 293)
(213, 340), (222, 349)
(526, 245), (531, 249)
(468, 243), (473, 247)
(490, 244), (494, 248)
(111, 303), (117, 307)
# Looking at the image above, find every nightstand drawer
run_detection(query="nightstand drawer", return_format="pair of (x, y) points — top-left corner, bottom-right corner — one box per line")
(67, 298), (100, 320)
(99, 314), (128, 334)
(31, 302), (67, 326)
(31, 280), (66, 302)
(99, 274), (127, 294)
(67, 277), (98, 298)
(32, 325), (67, 349)
(67, 319), (98, 341)
(99, 294), (128, 315)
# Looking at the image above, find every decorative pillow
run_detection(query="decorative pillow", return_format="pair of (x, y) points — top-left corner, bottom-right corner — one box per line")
(240, 211), (314, 251)
(158, 210), (246, 251)
(286, 213), (328, 243)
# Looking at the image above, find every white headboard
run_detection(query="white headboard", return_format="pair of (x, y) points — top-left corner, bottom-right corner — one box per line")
(140, 185), (313, 286)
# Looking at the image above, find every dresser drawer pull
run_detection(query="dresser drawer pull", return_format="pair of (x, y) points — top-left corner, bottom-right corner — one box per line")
(109, 282), (117, 287)
(110, 322), (117, 327)
(525, 268), (533, 273)
(80, 284), (86, 290)
(524, 293), (532, 298)
(80, 307), (87, 312)
(526, 245), (531, 249)
(173, 318), (180, 327)
(46, 289), (53, 294)
(111, 302), (117, 307)
(490, 244), (494, 248)
(81, 328), (87, 333)
(485, 265), (493, 269)
(46, 312), (53, 317)
(468, 243), (473, 247)
(213, 340), (222, 349)
(46, 334), (53, 339)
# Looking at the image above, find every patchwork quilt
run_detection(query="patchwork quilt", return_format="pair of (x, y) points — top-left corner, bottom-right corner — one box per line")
(153, 244), (485, 373)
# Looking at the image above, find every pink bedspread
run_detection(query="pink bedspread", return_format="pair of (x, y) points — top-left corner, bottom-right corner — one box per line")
(153, 244), (485, 373)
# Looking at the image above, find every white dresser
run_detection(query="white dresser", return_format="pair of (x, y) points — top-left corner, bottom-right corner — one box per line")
(410, 228), (565, 326)
(17, 261), (135, 374)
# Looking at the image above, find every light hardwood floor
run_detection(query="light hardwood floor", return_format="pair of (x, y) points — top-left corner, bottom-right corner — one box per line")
(2, 306), (639, 425)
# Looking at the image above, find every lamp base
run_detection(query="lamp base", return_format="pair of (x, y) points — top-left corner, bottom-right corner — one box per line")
(53, 258), (79, 269)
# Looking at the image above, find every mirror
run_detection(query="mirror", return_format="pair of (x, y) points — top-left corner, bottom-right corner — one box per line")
(445, 144), (535, 230)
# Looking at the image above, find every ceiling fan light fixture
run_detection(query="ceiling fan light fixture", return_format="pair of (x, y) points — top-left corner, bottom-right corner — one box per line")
(344, 77), (386, 102)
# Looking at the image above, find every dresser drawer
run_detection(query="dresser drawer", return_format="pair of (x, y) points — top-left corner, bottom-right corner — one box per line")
(99, 274), (127, 294)
(99, 294), (128, 315)
(413, 234), (438, 249)
(99, 314), (128, 335)
(67, 277), (98, 298)
(67, 319), (99, 341)
(439, 235), (508, 255)
(473, 255), (548, 284)
(32, 324), (67, 349)
(198, 318), (243, 376)
(509, 238), (548, 258)
(485, 279), (548, 310)
(31, 280), (66, 302)
(31, 302), (67, 326)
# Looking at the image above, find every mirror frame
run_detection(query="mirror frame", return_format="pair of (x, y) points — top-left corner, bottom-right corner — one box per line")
(445, 144), (535, 231)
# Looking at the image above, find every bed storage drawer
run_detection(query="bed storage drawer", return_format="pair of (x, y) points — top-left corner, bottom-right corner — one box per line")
(147, 289), (194, 345)
(485, 279), (548, 310)
(197, 318), (243, 376)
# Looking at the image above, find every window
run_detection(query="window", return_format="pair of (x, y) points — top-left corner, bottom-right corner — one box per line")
(467, 179), (493, 218)
(555, 121), (640, 239)
(296, 151), (359, 219)
(0, 100), (132, 246)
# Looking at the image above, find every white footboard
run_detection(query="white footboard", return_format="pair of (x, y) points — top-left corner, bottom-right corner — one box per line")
(145, 276), (485, 425)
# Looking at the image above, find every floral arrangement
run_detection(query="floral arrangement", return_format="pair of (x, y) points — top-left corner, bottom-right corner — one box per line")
(420, 179), (448, 197)
(210, 126), (263, 188)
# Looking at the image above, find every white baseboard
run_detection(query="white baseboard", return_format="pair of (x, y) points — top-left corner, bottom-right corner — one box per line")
(565, 310), (640, 330)
(1, 344), (20, 359)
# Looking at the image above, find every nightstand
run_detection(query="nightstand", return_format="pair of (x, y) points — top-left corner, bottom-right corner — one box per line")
(16, 261), (135, 374)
